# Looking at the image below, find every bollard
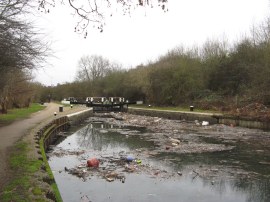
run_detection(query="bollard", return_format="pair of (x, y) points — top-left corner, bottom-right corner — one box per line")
(54, 112), (57, 116)
(70, 104), (73, 108)
(190, 106), (194, 111)
(59, 106), (63, 112)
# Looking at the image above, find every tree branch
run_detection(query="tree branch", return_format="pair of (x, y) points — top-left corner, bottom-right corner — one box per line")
(38, 0), (168, 36)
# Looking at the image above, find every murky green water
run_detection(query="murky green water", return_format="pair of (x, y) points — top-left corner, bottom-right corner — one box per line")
(48, 121), (270, 202)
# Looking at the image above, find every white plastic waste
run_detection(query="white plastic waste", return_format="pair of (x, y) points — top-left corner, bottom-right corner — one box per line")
(202, 121), (209, 126)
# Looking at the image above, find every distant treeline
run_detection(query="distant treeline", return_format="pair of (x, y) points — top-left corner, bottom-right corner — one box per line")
(39, 18), (270, 111)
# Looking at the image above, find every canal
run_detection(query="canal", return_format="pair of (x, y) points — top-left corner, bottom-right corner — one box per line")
(48, 114), (270, 202)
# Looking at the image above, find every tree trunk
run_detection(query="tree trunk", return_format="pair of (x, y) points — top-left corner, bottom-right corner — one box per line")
(0, 97), (8, 114)
(25, 98), (31, 107)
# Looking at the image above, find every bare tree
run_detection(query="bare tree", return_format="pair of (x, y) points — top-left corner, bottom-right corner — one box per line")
(250, 17), (270, 45)
(76, 55), (111, 81)
(38, 0), (168, 36)
(0, 0), (48, 113)
(0, 0), (29, 19)
(0, 0), (47, 72)
(200, 39), (229, 61)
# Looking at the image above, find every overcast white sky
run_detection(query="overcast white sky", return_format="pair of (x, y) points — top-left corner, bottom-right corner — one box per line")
(33, 0), (269, 86)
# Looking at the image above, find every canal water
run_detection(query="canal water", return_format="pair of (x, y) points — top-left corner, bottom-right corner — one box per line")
(48, 119), (270, 202)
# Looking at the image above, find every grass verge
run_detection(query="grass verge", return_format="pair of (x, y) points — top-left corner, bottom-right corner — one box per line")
(0, 103), (46, 125)
(40, 128), (62, 202)
(1, 140), (62, 202)
(0, 103), (62, 201)
(130, 104), (219, 113)
(0, 141), (44, 202)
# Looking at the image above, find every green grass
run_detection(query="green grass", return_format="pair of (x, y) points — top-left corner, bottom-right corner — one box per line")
(1, 137), (63, 201)
(2, 176), (31, 202)
(0, 103), (45, 124)
(1, 142), (43, 202)
(32, 187), (43, 196)
(130, 104), (219, 113)
(0, 103), (63, 202)
(9, 140), (42, 176)
(1, 140), (62, 201)
(40, 130), (63, 202)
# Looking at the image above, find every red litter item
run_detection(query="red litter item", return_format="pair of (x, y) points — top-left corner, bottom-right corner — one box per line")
(87, 158), (99, 168)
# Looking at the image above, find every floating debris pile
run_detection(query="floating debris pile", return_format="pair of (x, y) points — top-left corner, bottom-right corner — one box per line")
(87, 114), (236, 154)
(55, 151), (177, 183)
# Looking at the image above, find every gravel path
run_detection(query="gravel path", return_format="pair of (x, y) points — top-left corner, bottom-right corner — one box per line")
(0, 103), (87, 192)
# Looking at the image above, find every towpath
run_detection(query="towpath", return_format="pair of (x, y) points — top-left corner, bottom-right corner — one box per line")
(0, 103), (86, 192)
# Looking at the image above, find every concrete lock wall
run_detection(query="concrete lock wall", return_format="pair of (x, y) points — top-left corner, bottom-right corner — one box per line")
(67, 108), (93, 125)
(218, 117), (270, 130)
(38, 108), (93, 152)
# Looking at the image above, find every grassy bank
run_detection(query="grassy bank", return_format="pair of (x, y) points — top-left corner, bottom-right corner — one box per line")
(130, 104), (218, 113)
(1, 142), (44, 201)
(40, 126), (63, 202)
(1, 139), (62, 201)
(0, 103), (62, 201)
(0, 103), (45, 125)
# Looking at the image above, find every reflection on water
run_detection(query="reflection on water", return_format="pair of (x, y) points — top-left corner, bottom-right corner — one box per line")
(73, 122), (155, 153)
(48, 121), (270, 202)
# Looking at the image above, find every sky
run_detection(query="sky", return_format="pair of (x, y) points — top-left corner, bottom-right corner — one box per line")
(32, 0), (270, 86)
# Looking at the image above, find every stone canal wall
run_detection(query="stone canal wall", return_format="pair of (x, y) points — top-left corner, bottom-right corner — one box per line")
(67, 108), (93, 125)
(218, 116), (270, 130)
(38, 108), (93, 152)
(32, 108), (93, 201)
(128, 107), (270, 130)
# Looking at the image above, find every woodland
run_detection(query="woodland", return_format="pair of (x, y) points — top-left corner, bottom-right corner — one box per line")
(1, 0), (270, 118)
(42, 26), (270, 117)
